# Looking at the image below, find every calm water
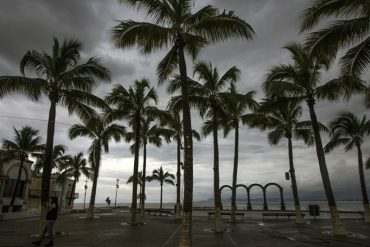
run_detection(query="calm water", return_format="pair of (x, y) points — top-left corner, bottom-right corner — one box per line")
(74, 201), (364, 212)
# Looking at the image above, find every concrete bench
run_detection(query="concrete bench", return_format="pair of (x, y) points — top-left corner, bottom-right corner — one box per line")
(262, 212), (305, 220)
(208, 211), (245, 218)
(145, 209), (174, 216)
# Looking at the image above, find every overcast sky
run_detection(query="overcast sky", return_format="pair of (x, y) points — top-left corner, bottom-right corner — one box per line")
(0, 0), (369, 206)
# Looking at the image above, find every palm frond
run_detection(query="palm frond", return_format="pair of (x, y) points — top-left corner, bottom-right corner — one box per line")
(340, 37), (370, 76)
(111, 20), (171, 54)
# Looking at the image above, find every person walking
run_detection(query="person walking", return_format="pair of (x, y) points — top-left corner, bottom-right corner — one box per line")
(32, 196), (59, 246)
(105, 197), (111, 207)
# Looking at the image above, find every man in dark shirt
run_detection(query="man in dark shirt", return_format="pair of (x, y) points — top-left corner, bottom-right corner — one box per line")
(32, 197), (58, 246)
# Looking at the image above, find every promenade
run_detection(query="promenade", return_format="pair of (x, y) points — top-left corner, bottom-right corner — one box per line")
(0, 211), (369, 247)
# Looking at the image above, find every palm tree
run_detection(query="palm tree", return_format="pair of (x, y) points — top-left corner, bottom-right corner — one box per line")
(0, 126), (43, 209)
(324, 112), (370, 223)
(0, 38), (111, 205)
(191, 62), (240, 232)
(32, 144), (69, 175)
(250, 101), (321, 224)
(159, 109), (200, 219)
(222, 85), (258, 223)
(105, 79), (157, 225)
(69, 115), (125, 218)
(111, 2), (254, 243)
(147, 166), (175, 209)
(300, 0), (370, 77)
(59, 152), (92, 208)
(127, 171), (146, 206)
(263, 43), (366, 235)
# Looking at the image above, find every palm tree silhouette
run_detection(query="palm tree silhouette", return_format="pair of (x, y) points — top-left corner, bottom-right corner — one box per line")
(69, 115), (125, 218)
(0, 38), (111, 205)
(32, 144), (69, 175)
(105, 79), (157, 225)
(147, 166), (175, 209)
(263, 43), (365, 235)
(126, 117), (172, 216)
(1, 126), (43, 209)
(251, 100), (323, 224)
(190, 62), (240, 232)
(222, 85), (258, 223)
(324, 112), (370, 223)
(127, 171), (146, 205)
(111, 1), (254, 243)
(159, 109), (200, 219)
(59, 152), (92, 208)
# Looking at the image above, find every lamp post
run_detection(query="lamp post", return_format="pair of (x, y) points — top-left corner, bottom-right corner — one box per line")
(114, 179), (119, 209)
(83, 180), (88, 210)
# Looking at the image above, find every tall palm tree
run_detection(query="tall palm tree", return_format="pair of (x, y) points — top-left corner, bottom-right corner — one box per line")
(105, 79), (157, 225)
(32, 144), (69, 175)
(0, 38), (111, 205)
(324, 112), (370, 223)
(111, 2), (254, 244)
(191, 62), (240, 232)
(300, 0), (370, 77)
(159, 109), (200, 219)
(263, 43), (365, 235)
(0, 126), (43, 209)
(59, 152), (92, 208)
(69, 115), (125, 218)
(147, 166), (175, 209)
(222, 85), (258, 223)
(126, 117), (173, 216)
(249, 101), (321, 224)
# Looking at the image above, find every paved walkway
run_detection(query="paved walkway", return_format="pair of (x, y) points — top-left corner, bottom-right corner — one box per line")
(0, 212), (369, 247)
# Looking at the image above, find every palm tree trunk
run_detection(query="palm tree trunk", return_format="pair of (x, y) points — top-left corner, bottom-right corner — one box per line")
(88, 146), (101, 218)
(141, 142), (147, 217)
(212, 114), (223, 233)
(176, 138), (182, 219)
(230, 123), (239, 223)
(178, 41), (193, 247)
(10, 158), (24, 209)
(59, 183), (65, 212)
(131, 112), (141, 225)
(307, 100), (346, 235)
(41, 101), (57, 204)
(160, 183), (163, 210)
(68, 177), (77, 207)
(287, 137), (304, 224)
(356, 144), (370, 223)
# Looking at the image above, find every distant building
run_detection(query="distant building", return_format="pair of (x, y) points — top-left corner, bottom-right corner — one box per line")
(0, 152), (77, 215)
(28, 173), (76, 212)
(0, 152), (33, 213)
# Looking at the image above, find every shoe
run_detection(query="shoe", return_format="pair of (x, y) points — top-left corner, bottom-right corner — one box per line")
(44, 241), (54, 246)
(31, 240), (41, 246)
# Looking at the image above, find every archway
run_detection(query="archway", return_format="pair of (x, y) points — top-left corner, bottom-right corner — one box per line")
(264, 183), (286, 211)
(248, 183), (266, 210)
(236, 184), (250, 210)
(219, 185), (232, 209)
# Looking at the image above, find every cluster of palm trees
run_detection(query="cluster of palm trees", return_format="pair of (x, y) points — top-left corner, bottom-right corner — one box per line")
(0, 0), (369, 246)
(0, 126), (91, 211)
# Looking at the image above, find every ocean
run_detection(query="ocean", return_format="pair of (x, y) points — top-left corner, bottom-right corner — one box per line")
(74, 201), (364, 212)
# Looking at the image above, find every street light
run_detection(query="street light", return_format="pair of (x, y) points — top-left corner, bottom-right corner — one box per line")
(83, 180), (88, 210)
(114, 179), (119, 209)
